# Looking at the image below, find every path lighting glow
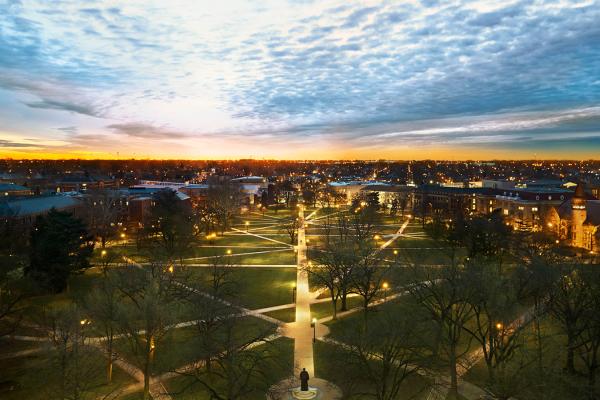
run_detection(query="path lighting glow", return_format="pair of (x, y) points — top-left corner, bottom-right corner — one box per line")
(226, 249), (232, 255)
(101, 250), (107, 256)
(496, 322), (504, 330)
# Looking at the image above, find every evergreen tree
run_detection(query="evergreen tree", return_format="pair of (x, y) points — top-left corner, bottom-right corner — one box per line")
(26, 208), (94, 292)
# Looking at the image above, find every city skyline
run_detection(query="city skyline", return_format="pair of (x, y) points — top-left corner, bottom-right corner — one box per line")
(1, 0), (600, 160)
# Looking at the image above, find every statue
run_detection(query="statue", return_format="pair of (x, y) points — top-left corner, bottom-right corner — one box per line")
(299, 368), (309, 391)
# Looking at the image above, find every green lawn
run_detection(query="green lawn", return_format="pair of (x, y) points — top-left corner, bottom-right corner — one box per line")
(114, 316), (277, 375)
(463, 317), (600, 400)
(314, 340), (432, 399)
(0, 346), (136, 400)
(163, 337), (294, 400)
(263, 307), (296, 323)
(184, 267), (296, 309)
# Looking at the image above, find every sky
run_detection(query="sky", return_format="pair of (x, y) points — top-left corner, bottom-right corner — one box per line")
(1, 0), (600, 160)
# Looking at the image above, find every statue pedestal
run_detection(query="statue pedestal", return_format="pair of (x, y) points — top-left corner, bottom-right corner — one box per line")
(267, 378), (341, 400)
(291, 387), (318, 399)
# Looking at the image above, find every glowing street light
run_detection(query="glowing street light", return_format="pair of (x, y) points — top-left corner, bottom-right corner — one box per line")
(382, 282), (389, 300)
(101, 250), (107, 257)
(496, 322), (504, 330)
(393, 249), (398, 255)
(245, 221), (250, 231)
(311, 317), (317, 342)
(168, 265), (174, 274)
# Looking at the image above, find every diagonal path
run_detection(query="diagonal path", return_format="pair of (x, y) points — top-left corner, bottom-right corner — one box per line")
(230, 227), (292, 246)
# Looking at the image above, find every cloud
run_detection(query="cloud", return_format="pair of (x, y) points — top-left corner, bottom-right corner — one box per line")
(56, 126), (78, 134)
(24, 99), (99, 117)
(0, 139), (39, 148)
(106, 123), (188, 139)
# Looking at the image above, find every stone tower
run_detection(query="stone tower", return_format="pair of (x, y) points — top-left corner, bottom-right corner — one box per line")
(571, 182), (587, 248)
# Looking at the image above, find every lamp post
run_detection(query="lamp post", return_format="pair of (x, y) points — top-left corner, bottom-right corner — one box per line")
(292, 283), (297, 303)
(311, 318), (317, 343)
(245, 221), (250, 232)
(382, 282), (389, 301)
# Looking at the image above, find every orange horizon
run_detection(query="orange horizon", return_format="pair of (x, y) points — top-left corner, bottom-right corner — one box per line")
(2, 146), (600, 162)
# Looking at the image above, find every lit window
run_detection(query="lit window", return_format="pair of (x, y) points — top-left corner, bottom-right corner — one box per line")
(503, 209), (509, 215)
(532, 207), (538, 212)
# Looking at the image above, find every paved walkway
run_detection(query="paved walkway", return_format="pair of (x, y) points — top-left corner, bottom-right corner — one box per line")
(291, 204), (316, 376)
(277, 203), (328, 377)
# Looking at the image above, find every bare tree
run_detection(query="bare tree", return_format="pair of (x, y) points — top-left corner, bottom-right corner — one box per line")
(351, 245), (388, 324)
(83, 189), (122, 249)
(187, 253), (237, 372)
(327, 308), (430, 400)
(115, 263), (180, 400)
(574, 266), (600, 399)
(463, 261), (533, 399)
(178, 257), (286, 400)
(513, 232), (559, 373)
(81, 272), (121, 384)
(281, 215), (300, 245)
(180, 317), (282, 400)
(41, 305), (104, 400)
(409, 262), (474, 398)
(548, 264), (592, 375)
(304, 248), (346, 320)
(206, 181), (243, 234)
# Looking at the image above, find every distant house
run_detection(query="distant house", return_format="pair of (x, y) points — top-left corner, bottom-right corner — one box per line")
(328, 180), (390, 201)
(0, 183), (33, 197)
(231, 176), (268, 205)
(0, 194), (82, 225)
(55, 174), (116, 192)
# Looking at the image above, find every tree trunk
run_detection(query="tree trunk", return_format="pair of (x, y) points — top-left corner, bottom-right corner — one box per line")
(106, 338), (113, 384)
(535, 313), (543, 373)
(566, 333), (576, 373)
(588, 367), (596, 400)
(449, 343), (459, 398)
(331, 297), (337, 320)
(340, 290), (348, 311)
(143, 340), (153, 400)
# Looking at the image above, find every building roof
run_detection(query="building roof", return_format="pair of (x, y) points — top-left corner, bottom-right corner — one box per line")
(0, 195), (79, 217)
(573, 182), (586, 199)
(231, 176), (266, 183)
(361, 184), (412, 193)
(329, 180), (389, 187)
(0, 183), (30, 192)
